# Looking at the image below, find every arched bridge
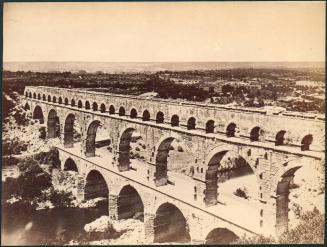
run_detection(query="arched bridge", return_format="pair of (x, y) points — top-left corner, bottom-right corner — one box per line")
(23, 86), (324, 243)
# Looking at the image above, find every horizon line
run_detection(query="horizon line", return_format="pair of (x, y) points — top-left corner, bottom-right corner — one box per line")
(3, 60), (325, 63)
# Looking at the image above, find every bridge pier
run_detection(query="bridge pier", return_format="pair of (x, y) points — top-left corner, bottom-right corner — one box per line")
(109, 194), (119, 221)
(144, 212), (155, 243)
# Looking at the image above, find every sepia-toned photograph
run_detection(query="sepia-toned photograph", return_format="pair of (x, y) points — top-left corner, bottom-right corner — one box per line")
(1, 1), (325, 245)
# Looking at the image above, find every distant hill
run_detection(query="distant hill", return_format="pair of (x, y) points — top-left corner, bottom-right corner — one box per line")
(3, 61), (325, 73)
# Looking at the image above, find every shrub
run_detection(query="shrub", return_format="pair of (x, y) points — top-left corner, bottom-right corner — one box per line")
(233, 187), (249, 199)
(49, 189), (73, 208)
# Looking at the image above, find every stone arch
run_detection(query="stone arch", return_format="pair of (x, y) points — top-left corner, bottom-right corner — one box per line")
(226, 122), (237, 137)
(250, 126), (264, 141)
(47, 95), (51, 102)
(52, 96), (57, 103)
(171, 114), (179, 127)
(205, 228), (239, 244)
(275, 130), (286, 146)
(25, 91), (28, 97)
(78, 100), (83, 108)
(24, 102), (30, 111)
(64, 98), (69, 105)
(142, 110), (150, 121)
(117, 185), (144, 221)
(33, 92), (36, 99)
(130, 108), (138, 119)
(85, 101), (90, 110)
(28, 92), (32, 98)
(85, 120), (102, 157)
(58, 97), (63, 104)
(301, 134), (313, 151)
(156, 111), (164, 123)
(153, 202), (190, 243)
(205, 119), (215, 133)
(63, 158), (78, 172)
(276, 165), (302, 235)
(119, 106), (126, 116)
(204, 145), (257, 206)
(47, 109), (60, 138)
(100, 103), (106, 113)
(84, 170), (109, 214)
(92, 102), (98, 111)
(42, 94), (46, 101)
(33, 105), (44, 124)
(37, 93), (41, 100)
(71, 99), (75, 106)
(109, 105), (115, 114)
(187, 117), (196, 130)
(64, 113), (77, 148)
(118, 127), (137, 171)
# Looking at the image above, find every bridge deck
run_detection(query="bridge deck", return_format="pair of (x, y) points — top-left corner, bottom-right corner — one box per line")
(57, 142), (276, 236)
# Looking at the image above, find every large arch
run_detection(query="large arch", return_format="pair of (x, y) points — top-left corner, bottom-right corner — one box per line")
(117, 185), (144, 221)
(276, 165), (302, 235)
(64, 113), (78, 148)
(24, 103), (30, 111)
(47, 109), (60, 138)
(156, 111), (164, 124)
(85, 120), (101, 157)
(155, 137), (175, 186)
(63, 158), (78, 172)
(84, 170), (109, 215)
(171, 114), (179, 127)
(205, 120), (215, 133)
(118, 128), (136, 171)
(205, 228), (239, 244)
(153, 203), (190, 243)
(32, 105), (44, 124)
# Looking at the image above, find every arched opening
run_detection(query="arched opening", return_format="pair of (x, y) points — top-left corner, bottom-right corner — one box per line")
(275, 130), (286, 146)
(58, 97), (63, 104)
(71, 99), (76, 107)
(85, 120), (101, 157)
(52, 96), (57, 103)
(156, 111), (164, 124)
(154, 203), (190, 243)
(47, 95), (51, 102)
(187, 117), (196, 130)
(130, 108), (138, 119)
(78, 100), (83, 108)
(118, 128), (137, 171)
(171, 115), (179, 127)
(226, 123), (237, 137)
(205, 228), (239, 244)
(64, 98), (69, 105)
(301, 134), (313, 151)
(63, 158), (78, 172)
(205, 120), (215, 133)
(24, 103), (30, 111)
(119, 106), (125, 116)
(117, 185), (144, 221)
(155, 138), (173, 186)
(276, 166), (302, 235)
(142, 110), (150, 121)
(42, 94), (46, 101)
(100, 103), (106, 113)
(84, 170), (109, 215)
(33, 105), (44, 124)
(25, 92), (28, 97)
(109, 105), (115, 114)
(37, 94), (41, 100)
(64, 114), (82, 148)
(205, 150), (256, 207)
(47, 109), (60, 138)
(33, 93), (36, 99)
(92, 102), (98, 111)
(85, 101), (90, 110)
(250, 126), (262, 142)
(29, 92), (32, 98)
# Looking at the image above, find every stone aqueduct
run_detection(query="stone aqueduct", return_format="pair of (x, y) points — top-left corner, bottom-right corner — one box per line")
(23, 86), (324, 243)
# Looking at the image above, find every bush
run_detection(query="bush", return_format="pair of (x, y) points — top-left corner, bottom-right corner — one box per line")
(233, 187), (249, 199)
(34, 147), (61, 169)
(49, 189), (73, 208)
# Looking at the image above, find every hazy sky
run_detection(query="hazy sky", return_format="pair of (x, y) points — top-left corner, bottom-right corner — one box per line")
(3, 1), (325, 62)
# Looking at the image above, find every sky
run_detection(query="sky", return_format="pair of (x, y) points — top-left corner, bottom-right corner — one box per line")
(3, 1), (325, 62)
